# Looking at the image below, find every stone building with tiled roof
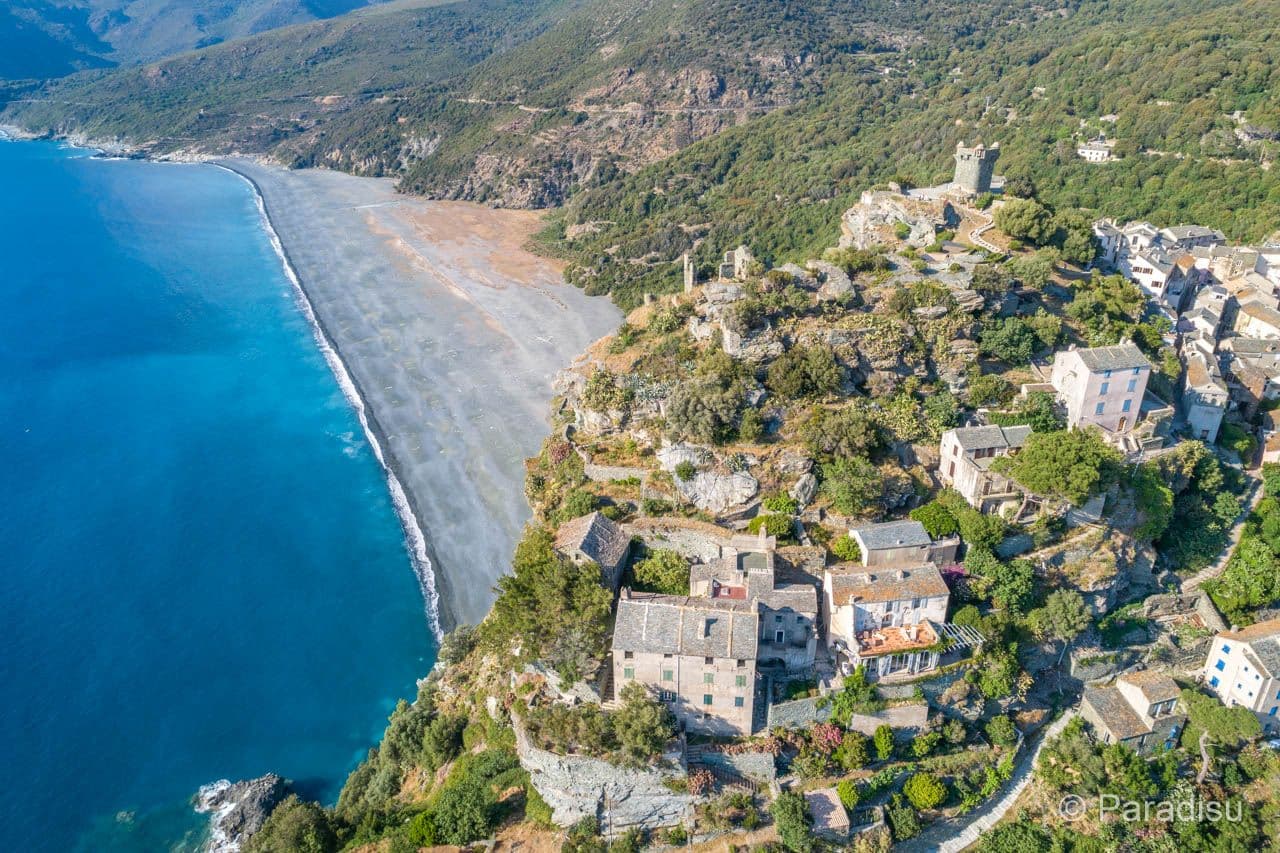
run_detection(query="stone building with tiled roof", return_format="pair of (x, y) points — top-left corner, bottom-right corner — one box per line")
(1081, 670), (1184, 754)
(938, 424), (1032, 512)
(612, 591), (759, 735)
(1204, 617), (1280, 734)
(554, 511), (631, 593)
(1181, 348), (1228, 443)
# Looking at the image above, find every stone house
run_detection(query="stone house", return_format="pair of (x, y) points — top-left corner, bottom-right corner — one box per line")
(1080, 670), (1185, 754)
(1181, 348), (1229, 443)
(555, 511), (631, 593)
(848, 519), (959, 568)
(1158, 225), (1226, 252)
(612, 591), (759, 735)
(1204, 618), (1280, 734)
(1050, 342), (1152, 437)
(822, 562), (950, 680)
(937, 424), (1032, 512)
(688, 542), (818, 674)
(1235, 300), (1280, 339)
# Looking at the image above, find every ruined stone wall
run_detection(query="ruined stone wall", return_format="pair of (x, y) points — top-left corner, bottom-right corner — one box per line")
(515, 725), (693, 834)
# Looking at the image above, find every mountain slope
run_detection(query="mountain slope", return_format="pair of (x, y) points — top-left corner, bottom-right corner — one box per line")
(553, 0), (1280, 307)
(0, 0), (387, 81)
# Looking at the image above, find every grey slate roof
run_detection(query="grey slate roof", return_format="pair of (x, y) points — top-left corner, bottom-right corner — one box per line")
(1074, 342), (1152, 372)
(1223, 619), (1280, 677)
(851, 519), (930, 551)
(949, 424), (1032, 451)
(758, 583), (819, 615)
(555, 511), (630, 569)
(613, 592), (759, 659)
(1083, 686), (1151, 741)
(1118, 670), (1180, 704)
(1161, 225), (1225, 242)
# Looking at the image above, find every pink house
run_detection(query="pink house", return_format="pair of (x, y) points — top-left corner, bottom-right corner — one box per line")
(1050, 341), (1152, 436)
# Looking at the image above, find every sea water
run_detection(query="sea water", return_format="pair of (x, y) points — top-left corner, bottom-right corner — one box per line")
(0, 140), (436, 851)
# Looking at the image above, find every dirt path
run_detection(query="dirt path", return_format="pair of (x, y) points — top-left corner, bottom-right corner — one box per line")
(1181, 476), (1262, 592)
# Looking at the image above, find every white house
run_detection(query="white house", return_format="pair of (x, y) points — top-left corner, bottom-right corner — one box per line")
(1203, 618), (1280, 734)
(822, 562), (950, 680)
(1050, 342), (1153, 436)
(937, 424), (1031, 512)
(1077, 139), (1114, 163)
(1181, 349), (1228, 443)
(1236, 299), (1280, 339)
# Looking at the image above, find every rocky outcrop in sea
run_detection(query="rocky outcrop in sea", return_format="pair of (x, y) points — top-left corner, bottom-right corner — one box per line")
(195, 774), (290, 852)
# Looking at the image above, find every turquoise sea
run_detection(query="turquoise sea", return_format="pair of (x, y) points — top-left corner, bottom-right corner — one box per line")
(0, 140), (436, 851)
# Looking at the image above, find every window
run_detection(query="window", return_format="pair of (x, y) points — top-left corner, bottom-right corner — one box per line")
(662, 669), (674, 682)
(1122, 398), (1132, 413)
(704, 672), (715, 684)
(1271, 707), (1278, 717)
(1222, 644), (1231, 653)
(705, 656), (714, 666)
(1133, 367), (1141, 375)
(1215, 659), (1226, 671)
(1127, 379), (1137, 393)
(703, 694), (713, 706)
(736, 675), (747, 687)
(1095, 402), (1105, 415)
(775, 629), (785, 643)
(623, 667), (635, 680)
(734, 696), (745, 708)
(911, 598), (921, 609)
(660, 690), (675, 703)
(775, 614), (783, 622)
(624, 651), (634, 660)
(1100, 382), (1110, 395)
(1210, 675), (1220, 687)
(664, 653), (674, 659)
(736, 659), (746, 668)
(1104, 369), (1113, 378)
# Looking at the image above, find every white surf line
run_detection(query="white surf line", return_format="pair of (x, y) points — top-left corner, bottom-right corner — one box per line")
(214, 162), (444, 642)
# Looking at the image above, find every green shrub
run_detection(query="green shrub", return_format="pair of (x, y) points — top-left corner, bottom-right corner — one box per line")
(909, 501), (959, 538)
(771, 791), (813, 852)
(674, 460), (697, 481)
(830, 535), (861, 562)
(902, 772), (948, 810)
(985, 715), (1018, 747)
(873, 724), (894, 761)
(747, 513), (794, 539)
(632, 549), (689, 594)
(763, 493), (799, 514)
(836, 778), (860, 810)
(525, 783), (554, 827)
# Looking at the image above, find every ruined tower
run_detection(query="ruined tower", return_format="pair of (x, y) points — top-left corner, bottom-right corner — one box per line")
(683, 253), (696, 293)
(953, 141), (1000, 195)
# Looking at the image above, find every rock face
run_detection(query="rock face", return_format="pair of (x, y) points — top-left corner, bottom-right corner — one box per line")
(195, 775), (290, 853)
(839, 190), (954, 249)
(658, 443), (758, 513)
(516, 727), (693, 832)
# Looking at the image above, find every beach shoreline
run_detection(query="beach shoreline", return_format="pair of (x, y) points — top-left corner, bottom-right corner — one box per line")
(216, 161), (446, 639)
(214, 159), (620, 632)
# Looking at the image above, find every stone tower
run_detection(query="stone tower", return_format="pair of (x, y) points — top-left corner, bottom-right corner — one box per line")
(683, 253), (696, 293)
(953, 141), (1000, 195)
